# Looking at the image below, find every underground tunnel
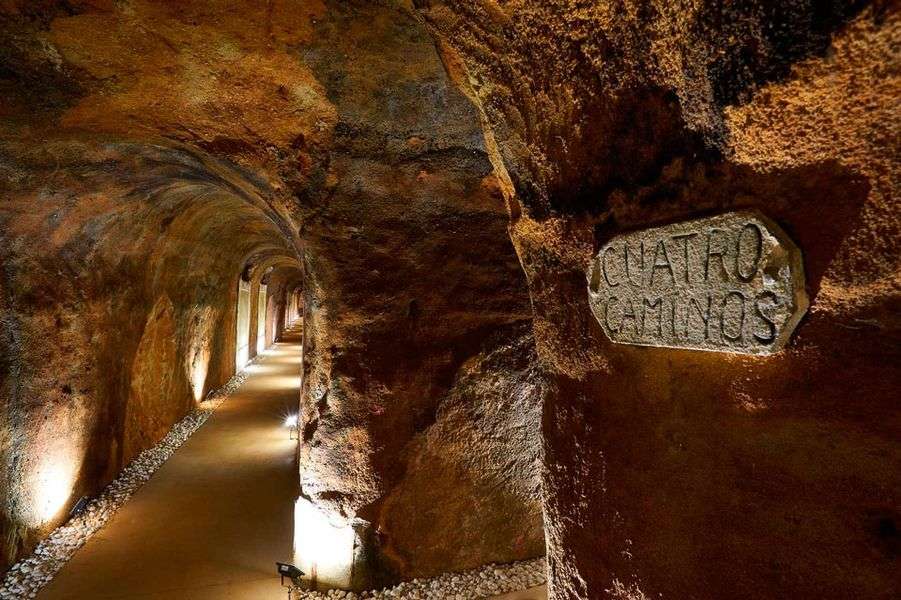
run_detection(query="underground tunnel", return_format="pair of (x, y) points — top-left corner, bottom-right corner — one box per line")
(0, 1), (898, 599)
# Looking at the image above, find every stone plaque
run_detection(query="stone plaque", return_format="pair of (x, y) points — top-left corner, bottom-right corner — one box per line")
(587, 211), (807, 355)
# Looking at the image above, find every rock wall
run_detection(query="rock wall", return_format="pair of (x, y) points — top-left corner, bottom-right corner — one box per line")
(6, 1), (890, 594)
(375, 324), (545, 578)
(417, 1), (900, 598)
(0, 0), (544, 581)
(292, 1), (540, 584)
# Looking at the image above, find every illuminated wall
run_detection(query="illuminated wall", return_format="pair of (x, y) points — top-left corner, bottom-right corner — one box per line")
(256, 284), (267, 354)
(294, 496), (357, 590)
(235, 279), (251, 371)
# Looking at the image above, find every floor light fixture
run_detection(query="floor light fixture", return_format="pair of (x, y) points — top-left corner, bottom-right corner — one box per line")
(285, 414), (299, 440)
(277, 562), (305, 599)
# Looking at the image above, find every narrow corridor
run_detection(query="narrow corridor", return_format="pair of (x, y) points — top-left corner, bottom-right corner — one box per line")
(39, 326), (303, 599)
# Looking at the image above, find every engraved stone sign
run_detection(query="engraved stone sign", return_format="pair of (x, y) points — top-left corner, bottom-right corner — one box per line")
(587, 211), (807, 355)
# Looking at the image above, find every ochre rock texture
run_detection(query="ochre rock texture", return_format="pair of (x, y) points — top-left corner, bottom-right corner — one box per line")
(290, 1), (538, 584)
(375, 325), (545, 578)
(0, 0), (543, 584)
(4, 0), (898, 595)
(416, 1), (900, 598)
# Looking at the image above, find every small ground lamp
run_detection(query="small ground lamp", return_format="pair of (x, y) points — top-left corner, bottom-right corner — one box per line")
(285, 414), (299, 440)
(69, 496), (90, 517)
(276, 562), (305, 598)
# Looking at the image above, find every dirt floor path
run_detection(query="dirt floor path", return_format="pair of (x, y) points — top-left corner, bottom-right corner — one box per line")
(40, 326), (303, 600)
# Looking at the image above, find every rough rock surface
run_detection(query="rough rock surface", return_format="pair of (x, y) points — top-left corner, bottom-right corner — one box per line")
(416, 1), (900, 598)
(2, 0), (897, 598)
(0, 0), (543, 586)
(286, 1), (540, 585)
(375, 326), (545, 577)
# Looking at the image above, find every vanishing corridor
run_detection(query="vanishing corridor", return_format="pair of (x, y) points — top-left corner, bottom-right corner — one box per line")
(40, 326), (304, 599)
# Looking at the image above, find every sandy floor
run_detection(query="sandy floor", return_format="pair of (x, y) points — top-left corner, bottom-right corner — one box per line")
(40, 327), (303, 599)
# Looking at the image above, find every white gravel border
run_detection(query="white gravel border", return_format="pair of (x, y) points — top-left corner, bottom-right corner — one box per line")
(0, 369), (251, 599)
(293, 556), (547, 600)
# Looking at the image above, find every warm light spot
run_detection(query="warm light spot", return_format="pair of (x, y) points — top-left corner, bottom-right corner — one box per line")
(190, 345), (211, 402)
(23, 414), (84, 527)
(294, 496), (356, 590)
(272, 375), (302, 389)
(285, 414), (298, 428)
(236, 279), (252, 372)
(33, 459), (76, 524)
(185, 306), (214, 403)
(735, 391), (769, 413)
(256, 284), (268, 354)
(236, 346), (250, 372)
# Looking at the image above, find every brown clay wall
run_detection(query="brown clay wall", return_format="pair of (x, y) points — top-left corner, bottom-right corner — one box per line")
(418, 1), (900, 597)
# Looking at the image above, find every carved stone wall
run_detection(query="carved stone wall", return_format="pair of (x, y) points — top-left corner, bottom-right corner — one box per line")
(418, 1), (901, 598)
(588, 211), (807, 354)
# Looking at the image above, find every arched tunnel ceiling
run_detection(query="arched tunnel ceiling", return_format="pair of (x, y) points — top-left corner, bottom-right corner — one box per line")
(245, 254), (304, 283)
(0, 1), (898, 598)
